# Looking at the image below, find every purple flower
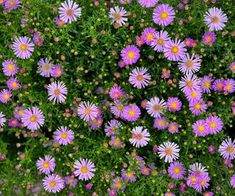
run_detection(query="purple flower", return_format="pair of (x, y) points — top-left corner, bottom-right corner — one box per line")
(129, 67), (151, 89)
(7, 78), (20, 91)
(12, 36), (34, 59)
(36, 155), (55, 175)
(168, 161), (185, 179)
(122, 104), (141, 122)
(154, 117), (168, 130)
(47, 81), (68, 103)
(74, 158), (96, 181)
(150, 30), (170, 52)
(0, 89), (12, 103)
(138, 0), (158, 8)
(153, 4), (175, 26)
(4, 0), (21, 12)
(202, 32), (216, 45)
(2, 59), (18, 76)
(54, 126), (74, 145)
(192, 119), (208, 137)
(121, 45), (140, 65)
(42, 174), (64, 193)
(129, 126), (150, 148)
(109, 84), (124, 100)
(141, 27), (156, 45)
(205, 115), (223, 134)
(167, 97), (182, 112)
(64, 175), (78, 188)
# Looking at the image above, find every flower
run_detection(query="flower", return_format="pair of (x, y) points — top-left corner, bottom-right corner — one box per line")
(192, 119), (208, 137)
(205, 115), (223, 134)
(129, 126), (150, 148)
(129, 67), (151, 89)
(189, 162), (208, 174)
(230, 174), (235, 188)
(179, 74), (201, 93)
(21, 107), (45, 131)
(158, 141), (180, 163)
(189, 99), (207, 116)
(163, 39), (187, 61)
(200, 75), (213, 93)
(109, 6), (127, 26)
(0, 112), (6, 128)
(47, 81), (68, 103)
(14, 106), (25, 119)
(202, 32), (216, 45)
(0, 89), (12, 103)
(168, 122), (179, 134)
(110, 136), (123, 149)
(138, 0), (158, 8)
(121, 45), (140, 65)
(109, 85), (124, 100)
(104, 119), (121, 137)
(223, 79), (235, 93)
(51, 64), (63, 78)
(154, 117), (168, 130)
(37, 58), (53, 77)
(229, 62), (235, 73)
(54, 126), (74, 145)
(2, 59), (18, 76)
(55, 17), (65, 28)
(8, 118), (19, 128)
(33, 31), (44, 46)
(204, 7), (227, 31)
(36, 155), (55, 175)
(110, 101), (124, 118)
(64, 176), (78, 188)
(7, 78), (20, 91)
(153, 4), (175, 26)
(184, 38), (197, 48)
(77, 101), (98, 122)
(122, 104), (141, 122)
(146, 97), (166, 118)
(121, 169), (136, 182)
(212, 79), (224, 92)
(74, 158), (96, 181)
(150, 30), (170, 52)
(42, 174), (64, 193)
(3, 0), (21, 12)
(167, 97), (182, 112)
(178, 54), (201, 75)
(141, 27), (156, 45)
(12, 36), (34, 59)
(219, 138), (235, 160)
(58, 0), (82, 24)
(168, 161), (185, 180)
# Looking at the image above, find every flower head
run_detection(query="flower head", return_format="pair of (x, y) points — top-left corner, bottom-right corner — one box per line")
(54, 126), (74, 145)
(12, 36), (34, 59)
(74, 158), (96, 181)
(153, 4), (175, 26)
(36, 155), (55, 175)
(48, 81), (68, 103)
(129, 126), (150, 148)
(158, 141), (180, 163)
(43, 174), (64, 193)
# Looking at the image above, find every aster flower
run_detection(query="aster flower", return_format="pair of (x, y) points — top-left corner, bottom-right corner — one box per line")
(178, 54), (201, 75)
(136, 36), (145, 47)
(58, 0), (82, 24)
(219, 138), (235, 160)
(164, 192), (175, 196)
(121, 45), (140, 65)
(179, 74), (201, 93)
(0, 89), (12, 103)
(212, 79), (224, 92)
(64, 175), (78, 188)
(167, 97), (182, 112)
(109, 85), (124, 100)
(51, 64), (63, 78)
(54, 126), (74, 145)
(141, 27), (156, 45)
(150, 30), (170, 52)
(7, 78), (20, 91)
(223, 79), (235, 93)
(229, 62), (235, 73)
(168, 122), (179, 134)
(189, 163), (208, 174)
(200, 75), (213, 93)
(158, 141), (180, 163)
(77, 101), (98, 122)
(74, 158), (96, 181)
(230, 174), (235, 188)
(55, 17), (65, 28)
(21, 107), (45, 131)
(168, 161), (185, 180)
(88, 117), (103, 130)
(129, 67), (151, 89)
(12, 36), (34, 59)
(204, 7), (227, 31)
(4, 0), (21, 12)
(2, 59), (18, 76)
(202, 32), (216, 45)
(112, 177), (125, 191)
(138, 0), (158, 8)
(0, 112), (6, 128)
(129, 126), (150, 148)
(43, 174), (64, 193)
(192, 119), (208, 137)
(122, 104), (141, 122)
(47, 81), (68, 103)
(33, 31), (44, 46)
(109, 6), (127, 27)
(8, 118), (19, 128)
(163, 39), (187, 61)
(104, 119), (121, 137)
(187, 172), (210, 192)
(184, 38), (197, 48)
(110, 136), (123, 149)
(121, 169), (136, 182)
(14, 106), (25, 119)
(205, 115), (223, 134)
(153, 4), (175, 26)
(146, 97), (166, 118)
(140, 164), (150, 176)
(185, 88), (202, 102)
(189, 99), (207, 116)
(36, 155), (55, 175)
(37, 58), (53, 77)
(154, 117), (168, 130)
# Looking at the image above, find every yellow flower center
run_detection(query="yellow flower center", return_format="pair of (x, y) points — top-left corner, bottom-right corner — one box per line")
(3, 93), (9, 100)
(81, 166), (88, 174)
(209, 122), (216, 128)
(165, 147), (173, 156)
(171, 46), (179, 54)
(43, 162), (49, 168)
(146, 33), (154, 40)
(49, 181), (56, 187)
(186, 81), (193, 87)
(204, 81), (211, 88)
(226, 146), (235, 154)
(43, 64), (50, 71)
(9, 0), (16, 6)
(171, 102), (177, 109)
(8, 63), (14, 71)
(20, 44), (28, 51)
(61, 132), (68, 139)
(160, 11), (168, 19)
(186, 60), (194, 68)
(206, 36), (212, 42)
(66, 9), (74, 16)
(116, 181), (122, 189)
(136, 74), (143, 81)
(190, 177), (197, 183)
(194, 103), (201, 110)
(54, 89), (61, 96)
(68, 178), (74, 184)
(127, 51), (135, 59)
(198, 125), (204, 132)
(30, 115), (37, 123)
(128, 109), (135, 116)
(85, 108), (91, 115)
(11, 82), (17, 88)
(117, 105), (123, 111)
(157, 38), (164, 45)
(173, 167), (180, 174)
(158, 120), (164, 126)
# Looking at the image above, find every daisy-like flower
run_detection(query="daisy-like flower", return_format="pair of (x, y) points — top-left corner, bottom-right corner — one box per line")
(146, 97), (166, 118)
(168, 122), (179, 134)
(121, 169), (136, 182)
(230, 62), (235, 73)
(204, 7), (227, 31)
(51, 64), (63, 78)
(110, 136), (123, 149)
(0, 89), (12, 103)
(184, 38), (197, 48)
(37, 58), (53, 77)
(14, 106), (25, 119)
(189, 99), (207, 116)
(219, 138), (235, 160)
(43, 174), (64, 193)
(205, 115), (223, 134)
(230, 174), (235, 188)
(21, 107), (45, 131)
(55, 17), (65, 28)
(47, 81), (68, 103)
(136, 36), (145, 47)
(192, 119), (208, 137)
(77, 101), (98, 122)
(202, 32), (216, 45)
(122, 104), (141, 122)
(158, 141), (180, 163)
(2, 59), (18, 76)
(179, 74), (201, 93)
(54, 126), (74, 145)
(163, 39), (187, 61)
(110, 100), (124, 118)
(36, 155), (55, 175)
(129, 126), (150, 148)
(154, 117), (168, 130)
(104, 119), (121, 137)
(200, 75), (213, 94)
(121, 45), (140, 65)
(138, 0), (158, 8)
(141, 27), (156, 45)
(153, 4), (175, 26)
(168, 161), (185, 180)
(189, 162), (208, 174)
(64, 175), (78, 188)
(109, 6), (127, 27)
(212, 79), (224, 92)
(4, 0), (21, 12)
(223, 79), (235, 94)
(58, 0), (82, 24)
(150, 30), (170, 52)
(109, 84), (124, 100)
(167, 97), (182, 112)
(12, 36), (34, 59)
(185, 88), (202, 102)
(112, 177), (125, 191)
(7, 78), (20, 91)
(74, 158), (96, 181)
(33, 31), (44, 46)
(129, 67), (151, 89)
(0, 112), (6, 128)
(178, 54), (201, 75)
(8, 118), (19, 128)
